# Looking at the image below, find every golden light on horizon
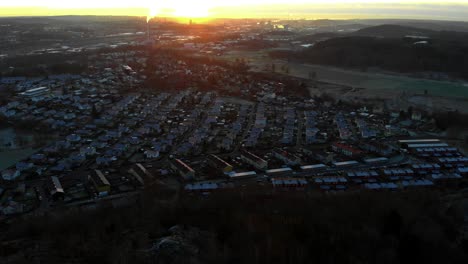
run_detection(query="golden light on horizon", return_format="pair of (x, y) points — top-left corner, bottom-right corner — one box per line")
(146, 1), (214, 22)
(1, 1), (468, 20)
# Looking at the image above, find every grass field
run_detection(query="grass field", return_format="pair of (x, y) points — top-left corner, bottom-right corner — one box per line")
(288, 63), (468, 99)
(222, 50), (468, 99)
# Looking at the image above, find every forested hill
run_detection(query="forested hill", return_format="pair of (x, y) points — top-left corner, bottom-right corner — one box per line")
(352, 24), (435, 38)
(274, 25), (468, 80)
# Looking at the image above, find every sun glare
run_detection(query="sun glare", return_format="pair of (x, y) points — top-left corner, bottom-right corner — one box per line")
(147, 0), (213, 22)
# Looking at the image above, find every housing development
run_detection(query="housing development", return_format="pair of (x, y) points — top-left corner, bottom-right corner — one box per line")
(2, 5), (468, 263)
(0, 44), (467, 217)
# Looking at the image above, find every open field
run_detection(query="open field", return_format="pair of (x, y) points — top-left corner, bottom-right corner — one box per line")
(285, 63), (468, 99)
(221, 50), (468, 113)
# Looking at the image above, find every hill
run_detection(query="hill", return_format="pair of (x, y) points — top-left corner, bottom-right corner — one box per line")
(279, 25), (468, 80)
(294, 32), (342, 43)
(352, 24), (435, 38)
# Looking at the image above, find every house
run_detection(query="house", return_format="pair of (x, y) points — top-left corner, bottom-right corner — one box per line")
(69, 153), (87, 165)
(19, 87), (51, 98)
(361, 142), (394, 156)
(16, 162), (34, 172)
(208, 154), (233, 173)
(333, 161), (360, 168)
(185, 182), (219, 192)
(300, 164), (327, 172)
(412, 164), (441, 174)
(170, 159), (196, 180)
(457, 167), (468, 176)
(96, 156), (116, 166)
(240, 149), (268, 170)
(332, 142), (363, 157)
(266, 167), (293, 176)
(50, 162), (70, 172)
(66, 134), (81, 143)
(50, 176), (65, 200)
(128, 168), (145, 186)
(228, 171), (257, 180)
(89, 170), (111, 196)
(31, 153), (46, 163)
(347, 170), (380, 179)
(80, 146), (97, 156)
(271, 178), (308, 189)
(273, 148), (301, 166)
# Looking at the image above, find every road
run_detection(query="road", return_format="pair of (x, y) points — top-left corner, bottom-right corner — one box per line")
(296, 110), (304, 148)
(234, 102), (257, 153)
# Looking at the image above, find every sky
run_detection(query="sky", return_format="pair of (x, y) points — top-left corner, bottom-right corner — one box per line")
(1, 1), (468, 21)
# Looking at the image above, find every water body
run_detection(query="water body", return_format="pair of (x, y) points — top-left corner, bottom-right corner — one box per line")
(0, 127), (52, 170)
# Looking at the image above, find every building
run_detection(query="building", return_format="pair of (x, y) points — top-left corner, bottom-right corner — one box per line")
(144, 150), (160, 159)
(228, 171), (257, 180)
(300, 164), (327, 172)
(333, 161), (359, 168)
(314, 176), (348, 185)
(208, 154), (233, 173)
(398, 139), (441, 148)
(266, 167), (293, 176)
(347, 170), (380, 180)
(240, 150), (268, 170)
(383, 168), (415, 181)
(364, 182), (398, 190)
(185, 182), (219, 192)
(406, 143), (449, 150)
(50, 176), (65, 200)
(457, 167), (468, 176)
(271, 178), (308, 189)
(19, 87), (51, 98)
(272, 149), (301, 166)
(361, 142), (394, 156)
(438, 157), (468, 168)
(364, 157), (389, 164)
(412, 164), (441, 175)
(128, 168), (145, 186)
(170, 159), (195, 180)
(398, 139), (441, 144)
(135, 163), (153, 178)
(332, 143), (363, 157)
(89, 170), (111, 196)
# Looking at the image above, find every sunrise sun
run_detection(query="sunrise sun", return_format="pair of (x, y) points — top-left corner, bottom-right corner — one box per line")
(147, 0), (213, 21)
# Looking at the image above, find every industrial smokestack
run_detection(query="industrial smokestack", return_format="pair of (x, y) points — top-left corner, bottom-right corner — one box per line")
(147, 21), (150, 42)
